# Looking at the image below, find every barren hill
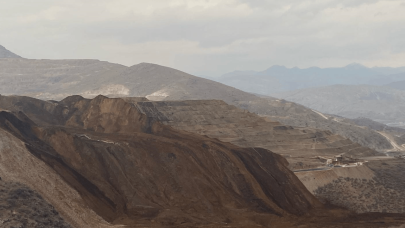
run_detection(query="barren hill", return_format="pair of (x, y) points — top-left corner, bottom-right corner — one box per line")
(0, 58), (394, 151)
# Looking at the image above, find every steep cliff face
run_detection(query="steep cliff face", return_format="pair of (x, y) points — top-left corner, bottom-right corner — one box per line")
(0, 95), (322, 227)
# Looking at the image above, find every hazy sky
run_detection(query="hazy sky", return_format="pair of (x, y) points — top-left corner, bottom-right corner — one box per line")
(1, 0), (405, 76)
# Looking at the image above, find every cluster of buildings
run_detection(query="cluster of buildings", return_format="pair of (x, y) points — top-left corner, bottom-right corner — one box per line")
(317, 155), (365, 168)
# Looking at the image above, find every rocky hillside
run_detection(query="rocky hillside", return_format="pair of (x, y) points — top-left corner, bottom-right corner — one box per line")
(0, 58), (394, 151)
(0, 180), (71, 228)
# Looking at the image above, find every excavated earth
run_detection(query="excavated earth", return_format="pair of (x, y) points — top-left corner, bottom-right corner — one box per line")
(131, 99), (379, 170)
(0, 95), (405, 227)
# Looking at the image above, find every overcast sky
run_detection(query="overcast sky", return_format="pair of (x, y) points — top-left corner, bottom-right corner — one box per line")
(1, 0), (405, 76)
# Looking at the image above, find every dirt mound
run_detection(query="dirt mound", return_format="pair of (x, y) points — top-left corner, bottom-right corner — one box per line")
(0, 180), (71, 228)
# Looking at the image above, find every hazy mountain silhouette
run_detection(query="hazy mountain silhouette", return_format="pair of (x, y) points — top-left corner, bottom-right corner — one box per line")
(0, 45), (22, 58)
(275, 84), (405, 126)
(385, 76), (405, 91)
(216, 64), (405, 95)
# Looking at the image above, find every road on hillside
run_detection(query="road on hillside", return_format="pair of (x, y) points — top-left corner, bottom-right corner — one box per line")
(293, 167), (333, 173)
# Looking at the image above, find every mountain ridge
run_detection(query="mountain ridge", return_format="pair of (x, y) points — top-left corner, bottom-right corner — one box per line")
(0, 58), (396, 151)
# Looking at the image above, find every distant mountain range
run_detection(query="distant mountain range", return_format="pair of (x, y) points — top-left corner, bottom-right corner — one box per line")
(213, 64), (405, 128)
(215, 64), (405, 95)
(274, 84), (405, 126)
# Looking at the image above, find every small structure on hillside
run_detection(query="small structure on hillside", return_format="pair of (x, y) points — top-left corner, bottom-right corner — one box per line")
(332, 155), (343, 165)
(317, 156), (332, 164)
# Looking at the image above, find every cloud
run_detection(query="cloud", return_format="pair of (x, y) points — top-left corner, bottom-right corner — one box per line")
(1, 0), (405, 76)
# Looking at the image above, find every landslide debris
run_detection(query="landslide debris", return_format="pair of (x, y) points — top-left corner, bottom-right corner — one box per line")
(0, 95), (322, 227)
(0, 180), (71, 228)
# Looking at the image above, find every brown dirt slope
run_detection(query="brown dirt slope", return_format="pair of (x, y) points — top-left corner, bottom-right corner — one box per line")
(0, 95), (321, 227)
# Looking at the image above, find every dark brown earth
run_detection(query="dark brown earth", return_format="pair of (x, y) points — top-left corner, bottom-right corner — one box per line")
(0, 95), (405, 227)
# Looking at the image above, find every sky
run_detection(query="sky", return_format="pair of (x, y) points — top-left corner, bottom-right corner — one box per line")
(1, 0), (405, 76)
